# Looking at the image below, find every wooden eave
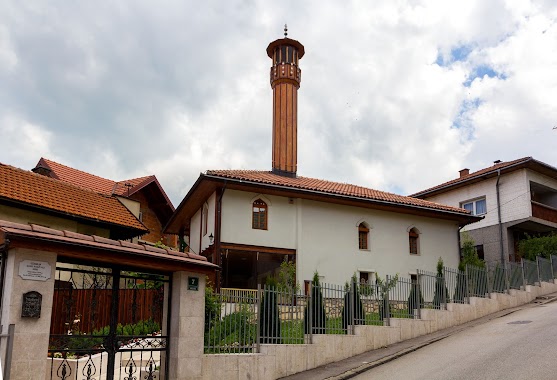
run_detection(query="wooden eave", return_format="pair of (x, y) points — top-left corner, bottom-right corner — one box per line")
(164, 173), (481, 235)
(0, 225), (218, 275)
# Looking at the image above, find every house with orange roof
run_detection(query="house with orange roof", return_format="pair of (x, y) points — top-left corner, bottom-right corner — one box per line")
(32, 157), (176, 247)
(412, 157), (557, 265)
(0, 163), (148, 239)
(164, 35), (480, 289)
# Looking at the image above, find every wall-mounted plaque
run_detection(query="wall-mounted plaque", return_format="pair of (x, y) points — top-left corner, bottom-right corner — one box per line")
(18, 260), (51, 281)
(22, 291), (42, 318)
(188, 276), (199, 291)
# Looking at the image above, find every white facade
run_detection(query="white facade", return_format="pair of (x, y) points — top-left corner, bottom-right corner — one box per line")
(424, 169), (532, 231)
(201, 189), (460, 285)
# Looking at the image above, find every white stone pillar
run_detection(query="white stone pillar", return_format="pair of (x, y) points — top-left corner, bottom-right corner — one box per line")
(168, 271), (206, 380)
(1, 248), (57, 380)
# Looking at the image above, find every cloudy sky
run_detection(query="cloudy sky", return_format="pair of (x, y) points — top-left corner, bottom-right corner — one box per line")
(1, 0), (556, 205)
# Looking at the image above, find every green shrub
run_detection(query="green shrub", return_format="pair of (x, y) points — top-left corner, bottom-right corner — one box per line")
(304, 271), (327, 334)
(433, 258), (449, 307)
(205, 281), (221, 333)
(206, 307), (256, 351)
(518, 233), (557, 260)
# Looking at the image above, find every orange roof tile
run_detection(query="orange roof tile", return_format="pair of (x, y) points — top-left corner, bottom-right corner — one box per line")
(205, 170), (469, 214)
(410, 157), (535, 197)
(0, 163), (148, 233)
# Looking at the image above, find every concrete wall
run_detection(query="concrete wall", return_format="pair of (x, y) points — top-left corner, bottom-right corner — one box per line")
(219, 190), (461, 285)
(198, 280), (557, 380)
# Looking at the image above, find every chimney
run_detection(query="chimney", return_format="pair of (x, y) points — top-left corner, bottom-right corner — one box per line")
(32, 164), (52, 177)
(459, 168), (470, 178)
(267, 25), (305, 177)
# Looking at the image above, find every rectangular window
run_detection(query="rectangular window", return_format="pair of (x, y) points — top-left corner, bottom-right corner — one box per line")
(461, 197), (487, 215)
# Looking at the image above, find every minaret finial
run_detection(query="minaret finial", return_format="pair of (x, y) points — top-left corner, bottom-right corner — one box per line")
(284, 24), (288, 38)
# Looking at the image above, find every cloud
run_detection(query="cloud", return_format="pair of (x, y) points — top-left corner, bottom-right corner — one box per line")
(1, 0), (556, 206)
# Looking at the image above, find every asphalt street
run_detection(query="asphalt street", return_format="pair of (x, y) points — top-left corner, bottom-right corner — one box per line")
(352, 301), (557, 380)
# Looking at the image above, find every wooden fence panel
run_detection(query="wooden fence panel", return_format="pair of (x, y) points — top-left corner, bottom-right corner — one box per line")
(50, 289), (163, 335)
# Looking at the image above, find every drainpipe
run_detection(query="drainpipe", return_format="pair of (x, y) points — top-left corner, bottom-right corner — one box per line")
(0, 239), (10, 329)
(496, 169), (505, 264)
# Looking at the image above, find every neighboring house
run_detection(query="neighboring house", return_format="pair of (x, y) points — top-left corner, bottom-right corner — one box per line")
(0, 163), (148, 239)
(33, 158), (176, 246)
(164, 35), (480, 289)
(411, 157), (557, 265)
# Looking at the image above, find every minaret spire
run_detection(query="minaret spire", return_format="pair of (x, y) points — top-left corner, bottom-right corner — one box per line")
(266, 29), (305, 177)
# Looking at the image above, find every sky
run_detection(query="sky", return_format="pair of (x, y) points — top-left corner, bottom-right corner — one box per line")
(1, 0), (556, 206)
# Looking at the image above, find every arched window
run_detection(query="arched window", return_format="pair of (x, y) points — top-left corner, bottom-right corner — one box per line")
(409, 228), (420, 255)
(358, 223), (369, 250)
(252, 199), (268, 230)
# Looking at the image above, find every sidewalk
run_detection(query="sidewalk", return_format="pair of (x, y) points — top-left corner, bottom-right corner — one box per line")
(280, 294), (557, 380)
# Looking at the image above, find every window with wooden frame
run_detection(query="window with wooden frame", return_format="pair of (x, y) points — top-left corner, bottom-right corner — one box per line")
(358, 223), (369, 250)
(252, 199), (268, 230)
(409, 228), (419, 255)
(202, 203), (208, 236)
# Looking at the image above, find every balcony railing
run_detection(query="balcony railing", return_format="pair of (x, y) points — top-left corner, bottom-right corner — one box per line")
(531, 201), (557, 224)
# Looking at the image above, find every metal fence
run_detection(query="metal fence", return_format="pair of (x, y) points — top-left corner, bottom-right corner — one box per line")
(444, 267), (467, 304)
(204, 256), (556, 354)
(418, 271), (447, 310)
(487, 264), (508, 293)
(507, 261), (524, 290)
(523, 259), (539, 285)
(553, 255), (557, 279)
(465, 264), (489, 298)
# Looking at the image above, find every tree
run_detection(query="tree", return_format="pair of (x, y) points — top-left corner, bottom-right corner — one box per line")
(433, 257), (449, 308)
(376, 273), (398, 321)
(459, 232), (485, 270)
(303, 271), (327, 334)
(259, 277), (281, 343)
(341, 274), (366, 333)
(459, 233), (486, 297)
(276, 260), (300, 293)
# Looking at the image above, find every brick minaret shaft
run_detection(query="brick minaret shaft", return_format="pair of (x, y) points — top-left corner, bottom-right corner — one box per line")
(267, 29), (305, 177)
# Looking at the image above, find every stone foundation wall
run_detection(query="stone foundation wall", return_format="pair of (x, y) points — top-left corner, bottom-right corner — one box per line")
(199, 280), (557, 380)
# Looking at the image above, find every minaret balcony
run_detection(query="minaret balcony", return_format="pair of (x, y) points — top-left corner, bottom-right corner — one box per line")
(270, 63), (301, 87)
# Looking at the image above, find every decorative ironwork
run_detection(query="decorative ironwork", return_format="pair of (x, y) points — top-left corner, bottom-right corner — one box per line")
(48, 262), (170, 380)
(123, 357), (138, 380)
(144, 355), (158, 380)
(56, 359), (71, 380)
(82, 355), (97, 380)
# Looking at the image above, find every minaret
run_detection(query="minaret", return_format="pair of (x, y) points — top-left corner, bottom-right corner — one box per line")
(267, 25), (305, 177)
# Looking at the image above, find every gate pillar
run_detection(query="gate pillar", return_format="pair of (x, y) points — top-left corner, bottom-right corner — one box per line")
(0, 248), (57, 380)
(168, 271), (206, 380)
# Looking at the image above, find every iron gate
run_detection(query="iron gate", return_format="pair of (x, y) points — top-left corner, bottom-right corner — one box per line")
(48, 261), (171, 380)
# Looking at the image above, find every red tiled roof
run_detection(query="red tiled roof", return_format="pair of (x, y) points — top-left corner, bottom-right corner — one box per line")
(0, 163), (148, 233)
(205, 170), (470, 214)
(38, 158), (152, 196)
(410, 157), (533, 198)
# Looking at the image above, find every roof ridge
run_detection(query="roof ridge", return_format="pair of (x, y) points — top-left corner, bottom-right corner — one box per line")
(410, 156), (534, 197)
(3, 162), (116, 198)
(42, 157), (117, 185)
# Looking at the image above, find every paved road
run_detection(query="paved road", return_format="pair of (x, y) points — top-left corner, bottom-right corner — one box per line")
(353, 301), (557, 380)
